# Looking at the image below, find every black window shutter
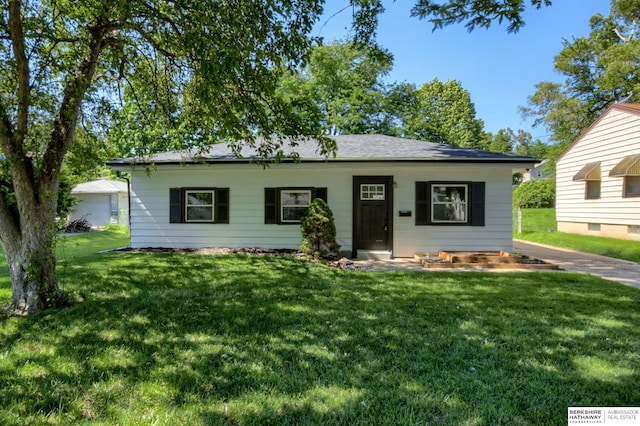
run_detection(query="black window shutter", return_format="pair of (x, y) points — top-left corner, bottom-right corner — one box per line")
(312, 187), (328, 202)
(470, 182), (485, 226)
(215, 188), (229, 223)
(415, 182), (431, 225)
(169, 188), (183, 223)
(264, 188), (277, 224)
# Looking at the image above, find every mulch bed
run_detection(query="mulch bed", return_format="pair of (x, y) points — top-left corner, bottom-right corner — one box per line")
(114, 247), (304, 255)
(111, 247), (359, 270)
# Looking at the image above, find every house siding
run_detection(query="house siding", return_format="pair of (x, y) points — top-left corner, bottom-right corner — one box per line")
(128, 162), (515, 256)
(70, 192), (129, 227)
(71, 194), (112, 227)
(556, 107), (640, 240)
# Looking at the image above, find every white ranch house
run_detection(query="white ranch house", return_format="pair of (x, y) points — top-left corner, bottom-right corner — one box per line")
(556, 103), (640, 241)
(108, 135), (535, 258)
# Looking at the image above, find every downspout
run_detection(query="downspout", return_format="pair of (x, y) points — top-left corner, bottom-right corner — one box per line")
(115, 171), (131, 242)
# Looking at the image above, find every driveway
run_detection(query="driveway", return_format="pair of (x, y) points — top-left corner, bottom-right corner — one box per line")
(513, 239), (640, 290)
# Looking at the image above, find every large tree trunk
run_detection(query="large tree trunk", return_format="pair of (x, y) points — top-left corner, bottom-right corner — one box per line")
(0, 2), (111, 315)
(5, 242), (61, 315)
(2, 200), (67, 315)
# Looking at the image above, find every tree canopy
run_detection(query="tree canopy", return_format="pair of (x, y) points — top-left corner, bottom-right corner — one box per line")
(278, 42), (489, 147)
(521, 0), (640, 148)
(278, 41), (394, 135)
(411, 0), (552, 32)
(388, 79), (487, 148)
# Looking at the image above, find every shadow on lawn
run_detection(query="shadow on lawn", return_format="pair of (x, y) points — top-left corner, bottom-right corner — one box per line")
(1, 253), (639, 425)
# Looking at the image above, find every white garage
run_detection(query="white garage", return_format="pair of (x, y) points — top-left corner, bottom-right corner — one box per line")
(70, 179), (129, 228)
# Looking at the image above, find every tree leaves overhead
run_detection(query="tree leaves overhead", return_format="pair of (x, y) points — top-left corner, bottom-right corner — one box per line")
(0, 0), (332, 165)
(350, 0), (385, 45)
(410, 0), (552, 33)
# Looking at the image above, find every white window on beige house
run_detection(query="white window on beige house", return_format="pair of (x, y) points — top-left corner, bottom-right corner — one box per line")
(609, 154), (640, 198)
(573, 161), (601, 200)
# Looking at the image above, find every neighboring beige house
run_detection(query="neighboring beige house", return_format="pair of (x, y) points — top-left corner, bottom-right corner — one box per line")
(70, 179), (129, 228)
(556, 103), (640, 240)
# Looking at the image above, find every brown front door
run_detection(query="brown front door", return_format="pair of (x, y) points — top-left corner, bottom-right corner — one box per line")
(353, 176), (393, 254)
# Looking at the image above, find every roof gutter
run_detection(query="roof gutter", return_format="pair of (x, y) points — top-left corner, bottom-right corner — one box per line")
(107, 157), (537, 167)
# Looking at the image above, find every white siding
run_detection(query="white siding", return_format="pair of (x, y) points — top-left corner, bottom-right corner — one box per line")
(71, 194), (112, 227)
(557, 108), (640, 229)
(70, 192), (129, 227)
(117, 192), (129, 226)
(127, 162), (516, 256)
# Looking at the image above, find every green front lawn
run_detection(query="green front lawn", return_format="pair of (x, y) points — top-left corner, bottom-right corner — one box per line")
(514, 208), (640, 263)
(1, 231), (639, 425)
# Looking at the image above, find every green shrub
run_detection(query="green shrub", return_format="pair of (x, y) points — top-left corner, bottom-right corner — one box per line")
(300, 198), (340, 258)
(513, 179), (555, 208)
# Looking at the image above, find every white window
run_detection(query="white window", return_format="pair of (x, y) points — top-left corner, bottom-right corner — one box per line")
(185, 190), (214, 222)
(360, 184), (385, 200)
(586, 180), (601, 200)
(280, 190), (311, 222)
(431, 184), (468, 223)
(625, 176), (640, 197)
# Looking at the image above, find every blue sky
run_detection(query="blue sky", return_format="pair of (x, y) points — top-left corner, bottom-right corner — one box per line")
(314, 0), (612, 142)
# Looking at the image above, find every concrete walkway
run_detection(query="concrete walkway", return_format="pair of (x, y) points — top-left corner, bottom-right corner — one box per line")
(513, 239), (640, 289)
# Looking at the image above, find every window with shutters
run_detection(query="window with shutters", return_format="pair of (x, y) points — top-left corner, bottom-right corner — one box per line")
(415, 181), (484, 226)
(169, 188), (229, 224)
(185, 190), (215, 222)
(431, 184), (468, 223)
(281, 189), (311, 222)
(264, 187), (327, 224)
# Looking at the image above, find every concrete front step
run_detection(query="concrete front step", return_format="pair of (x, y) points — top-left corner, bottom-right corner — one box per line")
(356, 250), (392, 261)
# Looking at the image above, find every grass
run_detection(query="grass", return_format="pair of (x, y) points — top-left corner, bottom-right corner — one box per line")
(514, 208), (640, 263)
(1, 231), (640, 425)
(0, 228), (130, 303)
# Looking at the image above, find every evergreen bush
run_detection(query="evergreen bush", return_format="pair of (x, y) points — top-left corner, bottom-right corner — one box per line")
(300, 198), (340, 258)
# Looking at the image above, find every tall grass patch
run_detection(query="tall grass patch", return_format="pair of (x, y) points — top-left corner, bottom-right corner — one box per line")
(514, 208), (640, 263)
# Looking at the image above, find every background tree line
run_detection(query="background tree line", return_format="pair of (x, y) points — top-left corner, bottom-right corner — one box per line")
(276, 40), (549, 159)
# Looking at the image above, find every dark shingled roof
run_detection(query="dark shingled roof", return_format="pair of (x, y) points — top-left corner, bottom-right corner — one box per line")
(107, 134), (536, 165)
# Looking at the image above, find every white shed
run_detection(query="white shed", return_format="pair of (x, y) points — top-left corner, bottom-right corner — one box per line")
(70, 179), (129, 228)
(556, 103), (640, 240)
